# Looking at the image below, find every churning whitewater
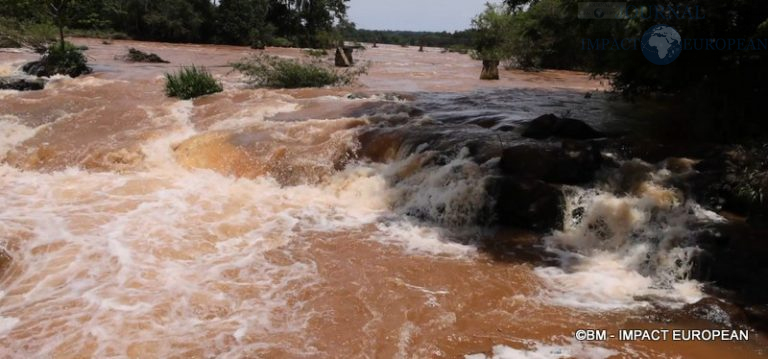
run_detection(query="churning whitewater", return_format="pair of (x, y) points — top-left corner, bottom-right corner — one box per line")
(0, 39), (764, 358)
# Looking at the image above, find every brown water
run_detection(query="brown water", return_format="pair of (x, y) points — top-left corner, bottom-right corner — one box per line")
(0, 39), (765, 358)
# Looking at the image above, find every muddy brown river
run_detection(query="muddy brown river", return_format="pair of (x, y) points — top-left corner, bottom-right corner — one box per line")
(0, 39), (766, 358)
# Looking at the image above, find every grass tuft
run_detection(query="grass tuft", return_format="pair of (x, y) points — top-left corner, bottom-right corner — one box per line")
(164, 66), (222, 99)
(230, 54), (367, 88)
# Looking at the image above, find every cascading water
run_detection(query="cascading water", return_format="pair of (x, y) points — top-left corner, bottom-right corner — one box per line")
(0, 39), (764, 358)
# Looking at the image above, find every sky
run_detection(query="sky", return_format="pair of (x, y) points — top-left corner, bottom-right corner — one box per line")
(348, 0), (502, 32)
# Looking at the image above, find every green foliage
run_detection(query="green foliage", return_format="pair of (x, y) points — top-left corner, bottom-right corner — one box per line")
(471, 4), (514, 62)
(24, 41), (91, 77)
(304, 48), (329, 58)
(164, 66), (222, 99)
(269, 37), (295, 48)
(0, 17), (57, 52)
(1, 0), (351, 49)
(230, 54), (366, 88)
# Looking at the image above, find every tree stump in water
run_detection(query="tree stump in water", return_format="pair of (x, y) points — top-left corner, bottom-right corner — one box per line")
(335, 47), (354, 67)
(480, 60), (500, 80)
(419, 45), (424, 52)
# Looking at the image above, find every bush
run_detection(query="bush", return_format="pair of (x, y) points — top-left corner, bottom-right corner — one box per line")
(23, 42), (91, 77)
(165, 66), (223, 99)
(230, 54), (367, 88)
(0, 18), (57, 52)
(268, 37), (294, 48)
(303, 49), (328, 58)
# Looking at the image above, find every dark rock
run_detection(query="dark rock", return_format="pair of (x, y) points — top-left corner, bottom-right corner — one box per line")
(467, 116), (503, 129)
(522, 114), (604, 140)
(0, 77), (46, 91)
(486, 176), (565, 232)
(119, 48), (170, 63)
(683, 297), (749, 329)
(693, 223), (768, 306)
(497, 125), (516, 132)
(499, 141), (602, 184)
(23, 53), (92, 78)
(335, 47), (354, 67)
(0, 248), (10, 274)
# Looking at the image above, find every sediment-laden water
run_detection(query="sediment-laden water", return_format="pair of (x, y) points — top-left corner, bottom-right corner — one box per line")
(0, 39), (765, 358)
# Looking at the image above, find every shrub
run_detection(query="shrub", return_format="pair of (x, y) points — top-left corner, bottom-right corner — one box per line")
(0, 18), (57, 52)
(268, 37), (294, 48)
(23, 41), (91, 77)
(303, 49), (328, 58)
(164, 66), (223, 100)
(230, 54), (367, 88)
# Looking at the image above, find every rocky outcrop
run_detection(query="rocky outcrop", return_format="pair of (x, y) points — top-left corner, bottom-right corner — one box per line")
(335, 47), (354, 67)
(499, 141), (602, 184)
(486, 176), (565, 232)
(522, 114), (604, 140)
(0, 77), (46, 91)
(0, 248), (10, 278)
(117, 48), (170, 63)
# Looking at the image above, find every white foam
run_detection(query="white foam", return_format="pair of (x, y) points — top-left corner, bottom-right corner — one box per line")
(535, 178), (723, 310)
(466, 338), (619, 359)
(0, 317), (19, 338)
(0, 115), (42, 159)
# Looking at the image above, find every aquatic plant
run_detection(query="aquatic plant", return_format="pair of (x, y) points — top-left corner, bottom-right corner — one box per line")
(230, 54), (367, 88)
(164, 66), (222, 99)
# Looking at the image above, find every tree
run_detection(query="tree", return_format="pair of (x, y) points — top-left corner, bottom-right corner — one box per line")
(216, 0), (270, 46)
(48, 0), (75, 48)
(280, 0), (350, 47)
(471, 4), (514, 80)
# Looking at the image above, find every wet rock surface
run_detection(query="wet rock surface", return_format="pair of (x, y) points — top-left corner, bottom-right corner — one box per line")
(0, 76), (45, 91)
(522, 114), (604, 140)
(499, 141), (602, 184)
(486, 176), (565, 232)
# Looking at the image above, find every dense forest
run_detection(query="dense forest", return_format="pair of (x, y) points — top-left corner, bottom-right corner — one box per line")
(0, 0), (352, 48)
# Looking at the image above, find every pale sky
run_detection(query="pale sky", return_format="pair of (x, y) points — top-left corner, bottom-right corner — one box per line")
(348, 0), (503, 32)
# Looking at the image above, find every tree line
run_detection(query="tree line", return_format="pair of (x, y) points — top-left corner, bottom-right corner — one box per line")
(0, 0), (351, 48)
(341, 28), (475, 49)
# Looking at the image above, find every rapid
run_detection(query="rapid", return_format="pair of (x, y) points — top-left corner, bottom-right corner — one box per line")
(0, 39), (765, 358)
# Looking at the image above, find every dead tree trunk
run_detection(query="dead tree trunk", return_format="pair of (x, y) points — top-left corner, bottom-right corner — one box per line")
(480, 60), (500, 80)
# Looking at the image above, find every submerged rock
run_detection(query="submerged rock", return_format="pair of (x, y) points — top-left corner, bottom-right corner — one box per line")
(499, 141), (602, 184)
(522, 114), (604, 140)
(117, 48), (170, 63)
(0, 248), (10, 278)
(486, 176), (565, 232)
(0, 76), (46, 91)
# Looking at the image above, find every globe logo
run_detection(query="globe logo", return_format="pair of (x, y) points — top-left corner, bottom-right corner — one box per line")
(594, 8), (605, 18)
(641, 25), (682, 65)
